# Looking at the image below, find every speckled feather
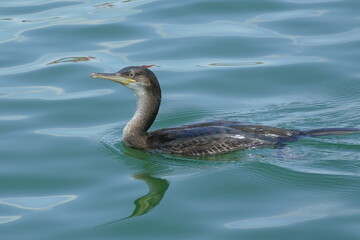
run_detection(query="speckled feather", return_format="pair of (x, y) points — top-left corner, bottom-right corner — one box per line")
(148, 120), (301, 156)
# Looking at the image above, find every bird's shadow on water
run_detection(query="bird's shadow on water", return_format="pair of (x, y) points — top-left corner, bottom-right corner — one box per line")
(96, 130), (259, 227)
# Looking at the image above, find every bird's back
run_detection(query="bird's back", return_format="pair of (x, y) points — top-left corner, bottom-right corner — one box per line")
(148, 120), (301, 156)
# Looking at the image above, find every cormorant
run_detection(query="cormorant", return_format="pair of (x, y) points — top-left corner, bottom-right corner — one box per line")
(91, 66), (359, 156)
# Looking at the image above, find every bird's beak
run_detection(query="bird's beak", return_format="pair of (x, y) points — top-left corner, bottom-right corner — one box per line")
(90, 72), (136, 85)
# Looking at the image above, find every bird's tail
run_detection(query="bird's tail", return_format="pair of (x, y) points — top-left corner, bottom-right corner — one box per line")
(302, 128), (360, 137)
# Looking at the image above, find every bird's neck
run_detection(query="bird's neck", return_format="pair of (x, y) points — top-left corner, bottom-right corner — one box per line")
(123, 88), (161, 149)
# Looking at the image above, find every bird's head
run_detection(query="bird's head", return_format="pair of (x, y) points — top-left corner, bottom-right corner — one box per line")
(91, 66), (160, 95)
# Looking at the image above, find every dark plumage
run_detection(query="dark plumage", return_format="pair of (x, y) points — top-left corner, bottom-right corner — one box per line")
(91, 66), (360, 157)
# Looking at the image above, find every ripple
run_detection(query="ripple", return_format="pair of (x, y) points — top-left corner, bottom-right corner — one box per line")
(225, 202), (359, 229)
(295, 28), (360, 46)
(225, 211), (324, 229)
(35, 123), (118, 138)
(0, 115), (28, 120)
(0, 195), (77, 210)
(270, 156), (360, 177)
(0, 86), (113, 100)
(204, 55), (325, 67)
(21, 16), (61, 23)
(0, 216), (22, 225)
(0, 1), (81, 15)
(247, 10), (326, 23)
(141, 55), (325, 71)
(286, 0), (339, 3)
(0, 0), (154, 44)
(46, 56), (95, 65)
(0, 53), (97, 75)
(153, 21), (286, 39)
(94, 2), (116, 9)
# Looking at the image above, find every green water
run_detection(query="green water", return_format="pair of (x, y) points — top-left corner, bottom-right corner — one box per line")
(1, 0), (359, 239)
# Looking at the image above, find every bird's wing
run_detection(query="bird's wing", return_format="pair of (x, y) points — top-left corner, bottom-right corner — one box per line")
(149, 125), (273, 156)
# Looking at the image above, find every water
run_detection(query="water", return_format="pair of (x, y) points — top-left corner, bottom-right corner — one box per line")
(1, 0), (359, 239)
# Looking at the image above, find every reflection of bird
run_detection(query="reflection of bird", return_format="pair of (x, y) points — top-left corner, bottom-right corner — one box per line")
(97, 173), (169, 226)
(91, 66), (360, 156)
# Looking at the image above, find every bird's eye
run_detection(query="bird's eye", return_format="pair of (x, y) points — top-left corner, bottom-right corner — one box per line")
(129, 72), (135, 78)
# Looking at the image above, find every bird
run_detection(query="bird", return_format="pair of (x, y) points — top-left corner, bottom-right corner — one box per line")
(91, 66), (359, 157)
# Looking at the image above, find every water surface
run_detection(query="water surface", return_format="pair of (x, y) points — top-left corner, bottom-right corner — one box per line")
(1, 0), (359, 239)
